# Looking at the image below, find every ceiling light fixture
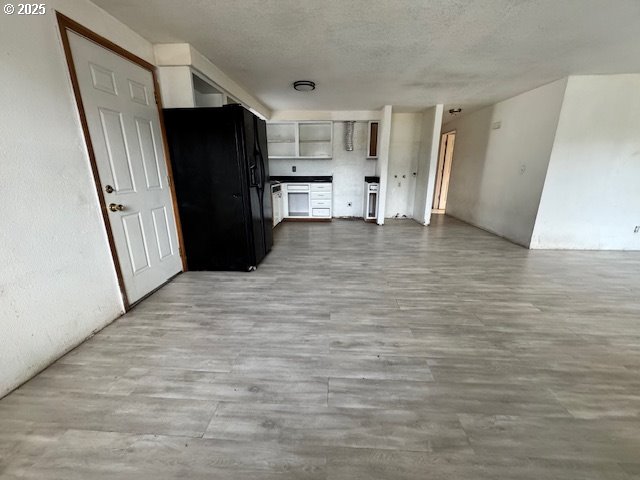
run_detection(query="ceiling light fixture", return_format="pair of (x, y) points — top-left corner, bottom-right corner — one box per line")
(293, 80), (316, 92)
(449, 108), (462, 115)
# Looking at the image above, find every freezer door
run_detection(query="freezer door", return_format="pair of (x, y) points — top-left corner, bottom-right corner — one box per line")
(255, 116), (273, 253)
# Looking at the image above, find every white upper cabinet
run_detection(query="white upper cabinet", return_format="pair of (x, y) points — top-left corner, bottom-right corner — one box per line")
(267, 121), (333, 159)
(266, 123), (297, 158)
(299, 123), (332, 158)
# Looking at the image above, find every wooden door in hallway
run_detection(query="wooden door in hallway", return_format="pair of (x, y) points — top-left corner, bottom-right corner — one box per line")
(432, 131), (456, 213)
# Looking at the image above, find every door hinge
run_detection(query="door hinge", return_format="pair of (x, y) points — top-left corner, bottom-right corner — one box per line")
(154, 91), (159, 105)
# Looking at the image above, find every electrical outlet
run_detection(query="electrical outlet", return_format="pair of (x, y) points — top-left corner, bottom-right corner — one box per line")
(634, 226), (640, 233)
(292, 166), (296, 172)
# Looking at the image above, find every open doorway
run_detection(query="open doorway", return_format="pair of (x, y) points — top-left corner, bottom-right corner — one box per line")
(432, 130), (456, 214)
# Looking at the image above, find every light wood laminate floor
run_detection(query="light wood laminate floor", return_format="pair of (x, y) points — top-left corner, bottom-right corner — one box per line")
(2, 216), (640, 479)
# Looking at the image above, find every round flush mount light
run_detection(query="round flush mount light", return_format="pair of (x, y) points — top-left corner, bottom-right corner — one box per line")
(448, 108), (462, 115)
(293, 80), (316, 92)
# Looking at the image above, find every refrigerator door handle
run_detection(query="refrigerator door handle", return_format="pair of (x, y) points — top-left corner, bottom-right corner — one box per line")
(258, 151), (266, 190)
(249, 164), (259, 187)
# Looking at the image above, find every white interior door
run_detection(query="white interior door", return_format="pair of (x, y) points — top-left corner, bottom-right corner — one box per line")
(68, 31), (182, 304)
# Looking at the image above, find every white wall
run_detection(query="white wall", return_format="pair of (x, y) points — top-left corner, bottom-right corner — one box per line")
(156, 66), (195, 108)
(0, 1), (156, 397)
(444, 79), (567, 246)
(376, 105), (393, 224)
(531, 75), (640, 250)
(385, 113), (422, 218)
(413, 105), (444, 225)
(269, 121), (376, 217)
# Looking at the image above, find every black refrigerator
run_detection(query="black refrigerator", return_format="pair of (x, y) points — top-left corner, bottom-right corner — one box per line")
(163, 104), (273, 271)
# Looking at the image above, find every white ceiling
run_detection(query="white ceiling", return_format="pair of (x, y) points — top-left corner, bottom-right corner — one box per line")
(93, 0), (640, 117)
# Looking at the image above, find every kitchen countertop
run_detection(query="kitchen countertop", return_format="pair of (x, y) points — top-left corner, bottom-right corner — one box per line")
(270, 175), (333, 183)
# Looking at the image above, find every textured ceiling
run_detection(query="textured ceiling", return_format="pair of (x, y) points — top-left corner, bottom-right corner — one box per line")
(92, 0), (640, 116)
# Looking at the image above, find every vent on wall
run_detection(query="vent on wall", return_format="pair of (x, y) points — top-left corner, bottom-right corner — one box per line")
(344, 121), (355, 151)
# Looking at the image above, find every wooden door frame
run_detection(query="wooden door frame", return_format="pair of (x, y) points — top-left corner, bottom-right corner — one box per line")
(56, 12), (187, 310)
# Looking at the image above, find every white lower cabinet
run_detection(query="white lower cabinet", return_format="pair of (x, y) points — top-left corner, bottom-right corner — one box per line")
(312, 208), (331, 217)
(283, 182), (332, 219)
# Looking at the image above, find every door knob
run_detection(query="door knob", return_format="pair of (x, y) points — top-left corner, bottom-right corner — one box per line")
(108, 203), (125, 212)
(105, 185), (114, 193)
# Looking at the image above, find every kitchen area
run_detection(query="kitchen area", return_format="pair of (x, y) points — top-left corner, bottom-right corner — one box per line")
(268, 120), (381, 226)
(162, 100), (387, 272)
(157, 67), (439, 272)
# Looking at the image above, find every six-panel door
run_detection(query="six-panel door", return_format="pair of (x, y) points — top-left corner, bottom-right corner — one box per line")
(68, 31), (182, 304)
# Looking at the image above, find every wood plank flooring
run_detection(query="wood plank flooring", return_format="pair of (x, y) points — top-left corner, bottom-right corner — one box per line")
(2, 216), (640, 479)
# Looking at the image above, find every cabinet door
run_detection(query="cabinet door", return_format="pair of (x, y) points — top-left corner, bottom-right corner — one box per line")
(271, 193), (278, 226)
(312, 208), (331, 217)
(298, 122), (332, 158)
(276, 193), (283, 224)
(367, 121), (379, 158)
(267, 123), (297, 158)
(310, 183), (332, 192)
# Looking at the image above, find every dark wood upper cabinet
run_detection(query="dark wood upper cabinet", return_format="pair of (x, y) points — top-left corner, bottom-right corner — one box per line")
(367, 121), (379, 158)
